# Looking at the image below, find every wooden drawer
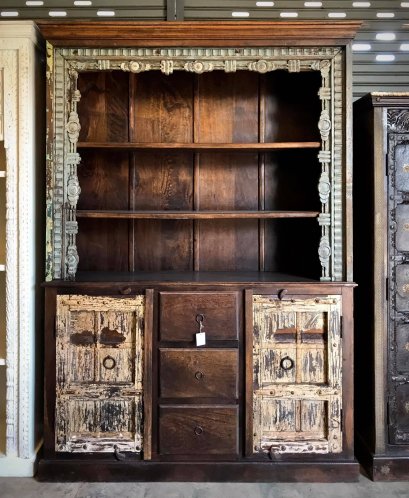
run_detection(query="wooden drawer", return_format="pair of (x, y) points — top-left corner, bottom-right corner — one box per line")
(159, 292), (239, 341)
(160, 349), (238, 399)
(159, 406), (239, 456)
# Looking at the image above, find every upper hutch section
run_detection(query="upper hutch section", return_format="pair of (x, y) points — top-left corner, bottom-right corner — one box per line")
(38, 21), (360, 282)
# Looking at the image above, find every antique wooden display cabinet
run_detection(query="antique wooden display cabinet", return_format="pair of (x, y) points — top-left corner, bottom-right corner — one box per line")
(37, 21), (360, 481)
(354, 93), (409, 480)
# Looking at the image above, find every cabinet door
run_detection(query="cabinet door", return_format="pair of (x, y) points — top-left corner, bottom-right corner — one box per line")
(388, 135), (409, 445)
(55, 295), (145, 453)
(252, 295), (342, 455)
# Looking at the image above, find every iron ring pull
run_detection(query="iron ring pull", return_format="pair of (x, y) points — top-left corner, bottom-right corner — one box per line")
(280, 356), (294, 371)
(195, 371), (204, 380)
(102, 355), (116, 370)
(194, 426), (204, 436)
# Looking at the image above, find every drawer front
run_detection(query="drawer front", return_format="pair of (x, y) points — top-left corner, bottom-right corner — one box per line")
(159, 292), (239, 341)
(159, 406), (239, 456)
(160, 349), (238, 399)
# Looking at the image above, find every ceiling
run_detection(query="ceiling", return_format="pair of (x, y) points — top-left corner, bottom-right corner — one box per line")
(0, 0), (408, 97)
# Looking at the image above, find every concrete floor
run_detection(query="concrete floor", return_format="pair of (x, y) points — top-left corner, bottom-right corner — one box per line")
(0, 475), (408, 498)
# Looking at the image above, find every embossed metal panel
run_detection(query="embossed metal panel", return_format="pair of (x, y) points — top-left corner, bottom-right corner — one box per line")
(55, 294), (145, 453)
(394, 264), (409, 313)
(252, 295), (342, 455)
(396, 324), (409, 374)
(396, 204), (409, 253)
(395, 143), (409, 194)
(388, 127), (409, 446)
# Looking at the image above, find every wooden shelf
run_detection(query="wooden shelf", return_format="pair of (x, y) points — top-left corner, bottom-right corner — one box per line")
(77, 142), (321, 151)
(76, 210), (320, 220)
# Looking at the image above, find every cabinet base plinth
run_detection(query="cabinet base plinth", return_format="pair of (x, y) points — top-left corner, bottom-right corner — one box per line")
(358, 452), (409, 481)
(36, 459), (359, 482)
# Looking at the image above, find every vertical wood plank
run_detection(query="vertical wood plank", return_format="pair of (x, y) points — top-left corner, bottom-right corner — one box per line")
(131, 72), (194, 271)
(143, 289), (154, 460)
(197, 72), (259, 271)
(258, 75), (265, 271)
(244, 289), (254, 457)
(193, 74), (200, 271)
(44, 287), (57, 456)
(342, 285), (354, 457)
(129, 72), (136, 272)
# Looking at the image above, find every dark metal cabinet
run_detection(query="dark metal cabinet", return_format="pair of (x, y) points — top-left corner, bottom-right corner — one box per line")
(354, 93), (409, 480)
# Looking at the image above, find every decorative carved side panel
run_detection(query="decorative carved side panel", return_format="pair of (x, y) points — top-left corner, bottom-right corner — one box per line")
(387, 109), (409, 444)
(252, 296), (342, 454)
(56, 295), (145, 453)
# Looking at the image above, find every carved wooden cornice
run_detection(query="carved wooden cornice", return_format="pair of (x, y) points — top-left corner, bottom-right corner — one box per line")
(37, 21), (362, 48)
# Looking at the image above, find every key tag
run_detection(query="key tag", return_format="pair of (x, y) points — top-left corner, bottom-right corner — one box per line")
(195, 314), (206, 347)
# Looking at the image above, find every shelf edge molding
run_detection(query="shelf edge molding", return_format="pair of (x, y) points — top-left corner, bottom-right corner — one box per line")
(76, 210), (320, 220)
(77, 142), (321, 151)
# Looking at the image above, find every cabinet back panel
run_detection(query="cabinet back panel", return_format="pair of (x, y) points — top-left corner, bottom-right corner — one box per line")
(130, 72), (194, 271)
(75, 70), (322, 274)
(197, 219), (260, 271)
(77, 219), (130, 272)
(263, 71), (321, 143)
(77, 150), (130, 210)
(264, 150), (321, 211)
(196, 72), (259, 143)
(264, 219), (321, 278)
(133, 220), (193, 271)
(131, 72), (193, 143)
(78, 72), (129, 142)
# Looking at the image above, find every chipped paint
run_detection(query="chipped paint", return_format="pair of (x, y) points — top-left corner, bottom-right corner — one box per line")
(56, 294), (145, 453)
(253, 295), (342, 455)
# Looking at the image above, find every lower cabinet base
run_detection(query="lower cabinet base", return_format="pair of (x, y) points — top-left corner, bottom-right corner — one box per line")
(357, 450), (409, 481)
(36, 459), (360, 482)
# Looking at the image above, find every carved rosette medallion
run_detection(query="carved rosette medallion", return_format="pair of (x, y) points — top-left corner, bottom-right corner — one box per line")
(248, 59), (276, 73)
(184, 61), (214, 74)
(120, 61), (151, 73)
(318, 236), (331, 279)
(67, 175), (81, 207)
(318, 171), (331, 204)
(66, 111), (81, 144)
(318, 110), (332, 141)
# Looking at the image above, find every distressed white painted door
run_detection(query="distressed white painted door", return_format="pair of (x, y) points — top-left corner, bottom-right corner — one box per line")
(252, 295), (342, 455)
(55, 295), (145, 453)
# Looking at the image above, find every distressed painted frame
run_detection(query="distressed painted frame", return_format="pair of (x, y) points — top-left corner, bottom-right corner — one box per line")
(0, 21), (44, 476)
(252, 295), (343, 454)
(45, 45), (345, 281)
(55, 294), (145, 453)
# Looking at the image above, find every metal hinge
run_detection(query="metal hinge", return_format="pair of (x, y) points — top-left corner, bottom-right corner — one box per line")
(340, 408), (343, 432)
(387, 399), (390, 425)
(386, 277), (389, 301)
(386, 153), (389, 176)
(340, 315), (343, 339)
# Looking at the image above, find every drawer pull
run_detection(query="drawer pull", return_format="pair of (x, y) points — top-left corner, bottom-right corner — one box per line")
(120, 287), (132, 295)
(194, 426), (204, 436)
(195, 371), (205, 380)
(280, 356), (294, 371)
(278, 289), (288, 300)
(102, 355), (116, 370)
